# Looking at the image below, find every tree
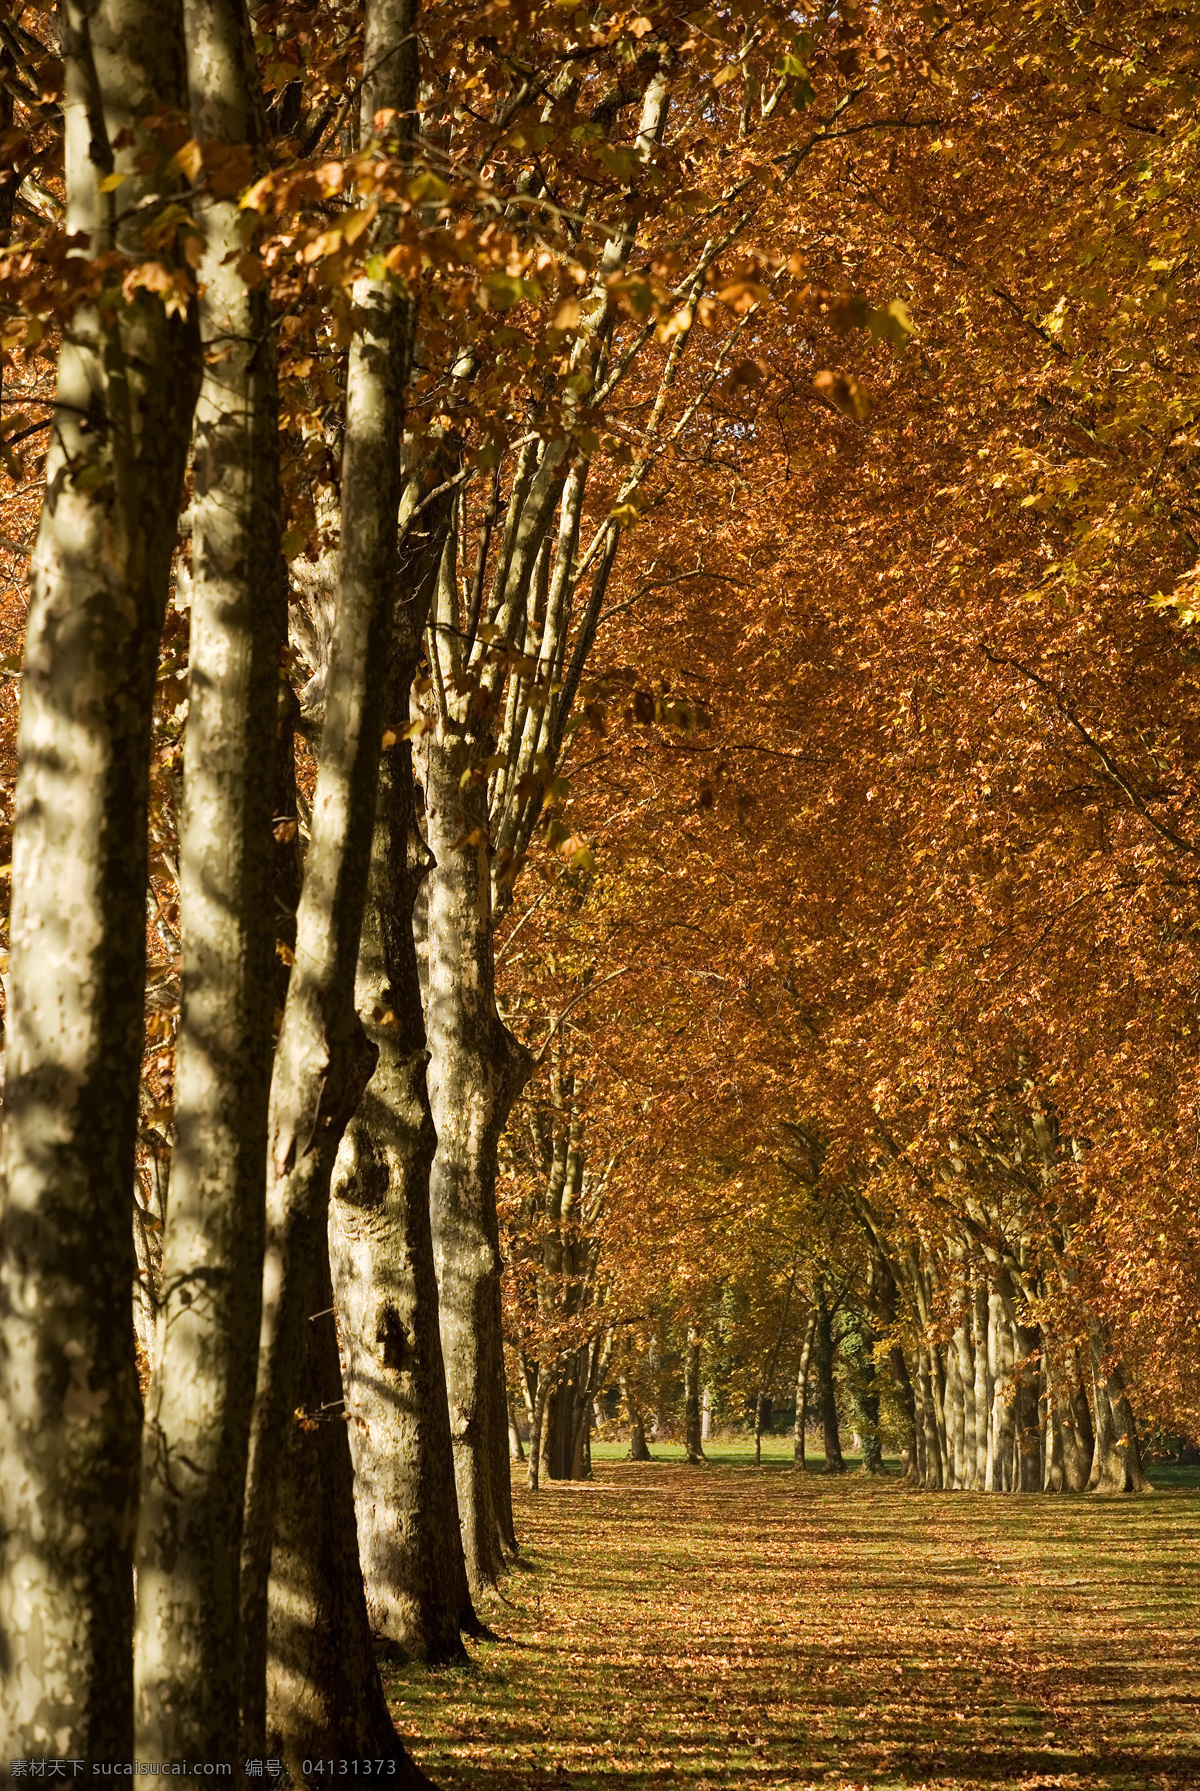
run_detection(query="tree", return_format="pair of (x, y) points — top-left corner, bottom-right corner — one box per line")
(0, 0), (199, 1756)
(134, 0), (285, 1758)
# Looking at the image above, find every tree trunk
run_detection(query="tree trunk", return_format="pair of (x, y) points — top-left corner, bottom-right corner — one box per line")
(492, 1328), (521, 1552)
(972, 1274), (992, 1492)
(1088, 1339), (1150, 1494)
(684, 1329), (705, 1463)
(263, 1230), (433, 1787)
(954, 1310), (977, 1490)
(328, 483), (474, 1659)
(570, 1386), (592, 1480)
(1014, 1318), (1043, 1493)
(917, 1361), (938, 1490)
(239, 2), (422, 1752)
(1041, 1339), (1065, 1493)
(527, 1372), (552, 1492)
(134, 0), (283, 1758)
(508, 1391), (526, 1462)
(621, 1374), (651, 1461)
(1053, 1340), (1093, 1492)
(889, 1345), (919, 1485)
(986, 1287), (1015, 1493)
(915, 1347), (943, 1490)
(0, 0), (198, 1757)
(793, 1312), (816, 1468)
(814, 1282), (845, 1473)
(424, 721), (533, 1584)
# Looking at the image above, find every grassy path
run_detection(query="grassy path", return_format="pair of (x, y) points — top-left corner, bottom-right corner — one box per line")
(389, 1456), (1200, 1790)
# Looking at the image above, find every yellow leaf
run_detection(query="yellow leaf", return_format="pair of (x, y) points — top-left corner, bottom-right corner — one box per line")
(170, 139), (204, 184)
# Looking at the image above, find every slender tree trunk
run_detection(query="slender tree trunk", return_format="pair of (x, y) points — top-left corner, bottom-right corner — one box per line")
(134, 0), (283, 1758)
(527, 1373), (551, 1492)
(943, 1329), (964, 1491)
(239, 3), (423, 1755)
(1014, 1317), (1043, 1493)
(841, 1306), (882, 1472)
(492, 1324), (521, 1552)
(915, 1347), (943, 1490)
(328, 487), (474, 1658)
(986, 1287), (1015, 1493)
(888, 1344), (919, 1485)
(0, 0), (198, 1756)
(424, 723), (533, 1583)
(814, 1282), (845, 1473)
(954, 1310), (977, 1490)
(622, 1373), (651, 1461)
(793, 1312), (816, 1468)
(684, 1329), (705, 1463)
(570, 1388), (592, 1480)
(508, 1391), (526, 1462)
(972, 1275), (992, 1492)
(1041, 1339), (1065, 1493)
(857, 1325), (883, 1474)
(917, 1361), (938, 1490)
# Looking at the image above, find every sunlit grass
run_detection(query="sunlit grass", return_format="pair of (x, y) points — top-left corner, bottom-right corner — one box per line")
(389, 1460), (1200, 1789)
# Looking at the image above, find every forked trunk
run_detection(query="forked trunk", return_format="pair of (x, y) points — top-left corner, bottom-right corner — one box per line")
(0, 0), (198, 1755)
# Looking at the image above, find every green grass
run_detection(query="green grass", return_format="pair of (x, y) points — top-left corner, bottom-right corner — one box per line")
(388, 1458), (1200, 1790)
(589, 1433), (1200, 1485)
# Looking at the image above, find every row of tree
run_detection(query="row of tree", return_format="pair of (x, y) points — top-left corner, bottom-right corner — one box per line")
(4, 0), (958, 1768)
(1, 0), (1195, 1773)
(492, 0), (1199, 1491)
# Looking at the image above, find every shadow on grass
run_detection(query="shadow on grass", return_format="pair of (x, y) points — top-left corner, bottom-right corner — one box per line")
(389, 1460), (1200, 1791)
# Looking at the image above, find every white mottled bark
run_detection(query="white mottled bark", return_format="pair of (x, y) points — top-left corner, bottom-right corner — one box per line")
(0, 0), (198, 1757)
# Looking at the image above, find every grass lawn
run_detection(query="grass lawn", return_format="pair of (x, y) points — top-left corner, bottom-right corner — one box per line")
(388, 1452), (1200, 1790)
